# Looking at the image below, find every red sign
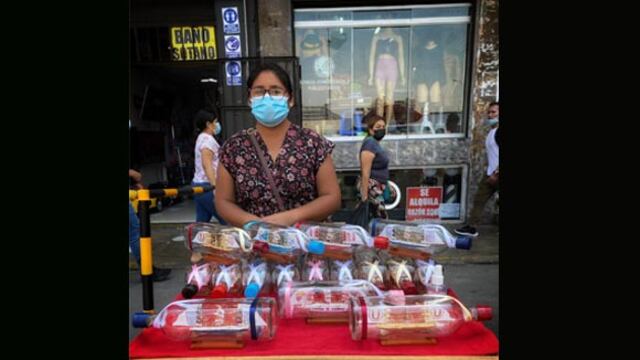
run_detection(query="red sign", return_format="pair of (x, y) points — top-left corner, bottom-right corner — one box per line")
(406, 186), (443, 221)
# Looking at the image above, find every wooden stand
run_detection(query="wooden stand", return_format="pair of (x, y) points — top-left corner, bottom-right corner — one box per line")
(380, 338), (437, 346)
(190, 339), (245, 349)
(261, 252), (297, 264)
(377, 321), (439, 346)
(306, 316), (348, 324)
(388, 247), (432, 261)
(323, 249), (354, 261)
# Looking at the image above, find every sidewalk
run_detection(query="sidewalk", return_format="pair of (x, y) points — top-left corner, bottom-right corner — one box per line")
(149, 198), (197, 224)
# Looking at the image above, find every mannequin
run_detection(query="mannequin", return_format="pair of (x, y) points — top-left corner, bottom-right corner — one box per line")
(443, 32), (464, 113)
(413, 33), (446, 133)
(368, 27), (405, 123)
(299, 31), (334, 108)
(301, 31), (323, 59)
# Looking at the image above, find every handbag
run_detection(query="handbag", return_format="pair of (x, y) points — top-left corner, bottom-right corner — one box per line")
(346, 200), (374, 228)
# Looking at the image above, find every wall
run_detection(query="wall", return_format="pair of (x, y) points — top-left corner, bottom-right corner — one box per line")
(257, 0), (294, 56)
(467, 0), (499, 222)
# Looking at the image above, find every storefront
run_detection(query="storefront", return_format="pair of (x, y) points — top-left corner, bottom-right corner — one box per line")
(129, 0), (499, 223)
(290, 0), (498, 223)
(293, 3), (474, 221)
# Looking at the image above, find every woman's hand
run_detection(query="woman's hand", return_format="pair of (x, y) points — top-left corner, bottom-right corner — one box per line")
(262, 210), (299, 227)
(360, 189), (369, 202)
(360, 150), (375, 203)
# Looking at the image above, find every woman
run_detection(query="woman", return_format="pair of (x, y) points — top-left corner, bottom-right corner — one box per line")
(192, 109), (225, 224)
(359, 113), (393, 219)
(215, 63), (341, 227)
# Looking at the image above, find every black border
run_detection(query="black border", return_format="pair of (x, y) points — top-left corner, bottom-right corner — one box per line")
(6, 0), (608, 357)
(6, 0), (130, 357)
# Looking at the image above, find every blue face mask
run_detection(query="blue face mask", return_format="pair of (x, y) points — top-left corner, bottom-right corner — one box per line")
(485, 117), (499, 126)
(214, 122), (222, 136)
(251, 95), (290, 127)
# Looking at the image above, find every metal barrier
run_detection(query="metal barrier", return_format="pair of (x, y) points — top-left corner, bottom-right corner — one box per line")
(130, 184), (213, 314)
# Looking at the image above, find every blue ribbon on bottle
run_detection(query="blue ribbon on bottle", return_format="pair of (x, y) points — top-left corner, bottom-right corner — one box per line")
(250, 296), (259, 340)
(370, 218), (379, 236)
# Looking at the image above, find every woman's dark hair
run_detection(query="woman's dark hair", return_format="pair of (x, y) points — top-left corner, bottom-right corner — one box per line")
(247, 63), (293, 95)
(364, 112), (386, 132)
(194, 109), (217, 133)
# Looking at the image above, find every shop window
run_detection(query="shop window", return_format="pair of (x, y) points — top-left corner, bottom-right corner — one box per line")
(294, 4), (471, 139)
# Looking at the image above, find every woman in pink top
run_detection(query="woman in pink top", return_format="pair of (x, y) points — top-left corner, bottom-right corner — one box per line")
(192, 109), (225, 224)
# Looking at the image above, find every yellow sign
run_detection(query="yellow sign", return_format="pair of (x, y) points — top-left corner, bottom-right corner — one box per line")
(171, 26), (217, 61)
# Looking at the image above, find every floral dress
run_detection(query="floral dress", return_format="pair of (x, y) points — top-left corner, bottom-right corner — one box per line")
(219, 123), (335, 217)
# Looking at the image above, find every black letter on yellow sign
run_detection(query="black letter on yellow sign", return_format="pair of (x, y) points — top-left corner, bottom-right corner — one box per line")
(202, 28), (210, 43)
(207, 46), (215, 59)
(171, 48), (181, 61)
(173, 28), (183, 44)
(183, 28), (192, 44)
(192, 28), (201, 43)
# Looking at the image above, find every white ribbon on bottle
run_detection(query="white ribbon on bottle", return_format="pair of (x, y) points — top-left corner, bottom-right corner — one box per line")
(187, 263), (212, 289)
(307, 259), (324, 281)
(415, 259), (436, 286)
(246, 262), (267, 287)
(363, 260), (384, 284)
(275, 264), (296, 286)
(334, 260), (353, 281)
(215, 264), (239, 288)
(388, 260), (413, 288)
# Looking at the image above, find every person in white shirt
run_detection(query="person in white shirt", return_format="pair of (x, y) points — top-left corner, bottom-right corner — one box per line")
(456, 102), (499, 237)
(192, 109), (225, 224)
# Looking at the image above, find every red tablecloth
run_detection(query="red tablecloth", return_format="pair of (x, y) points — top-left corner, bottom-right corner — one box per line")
(130, 290), (498, 358)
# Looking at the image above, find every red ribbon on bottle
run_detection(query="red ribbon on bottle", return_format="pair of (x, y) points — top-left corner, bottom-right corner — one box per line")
(359, 297), (367, 340)
(186, 223), (195, 249)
